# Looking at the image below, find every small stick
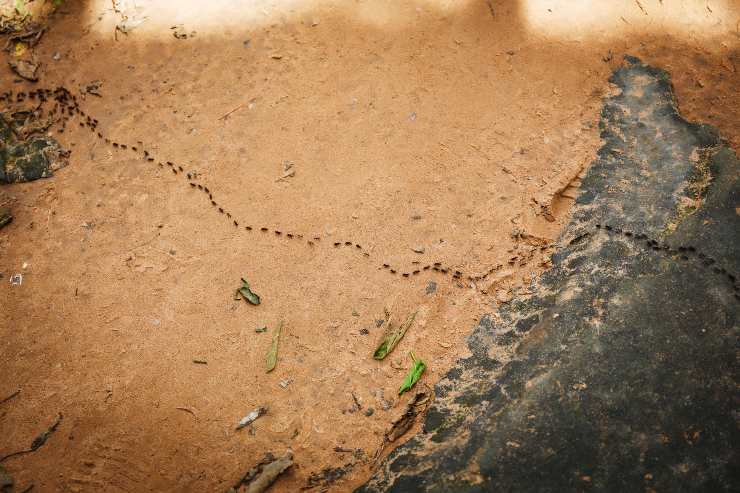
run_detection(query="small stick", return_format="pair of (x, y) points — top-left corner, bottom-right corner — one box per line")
(0, 389), (20, 406)
(175, 407), (197, 418)
(218, 103), (245, 121)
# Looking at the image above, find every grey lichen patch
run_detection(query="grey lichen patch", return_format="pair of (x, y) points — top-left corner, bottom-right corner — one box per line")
(665, 146), (716, 234)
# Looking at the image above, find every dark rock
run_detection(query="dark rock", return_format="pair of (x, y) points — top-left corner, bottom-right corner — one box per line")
(358, 56), (739, 493)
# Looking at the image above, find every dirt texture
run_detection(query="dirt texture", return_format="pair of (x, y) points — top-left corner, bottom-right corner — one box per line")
(0, 1), (738, 492)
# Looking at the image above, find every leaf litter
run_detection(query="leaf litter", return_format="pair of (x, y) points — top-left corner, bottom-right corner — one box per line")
(228, 450), (293, 493)
(398, 352), (426, 395)
(266, 321), (283, 372)
(235, 277), (261, 305)
(373, 309), (417, 360)
(0, 413), (63, 463)
(236, 406), (267, 431)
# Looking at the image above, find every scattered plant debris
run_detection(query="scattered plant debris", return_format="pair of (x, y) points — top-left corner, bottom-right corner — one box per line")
(344, 392), (362, 414)
(372, 391), (432, 463)
(302, 462), (355, 491)
(192, 359), (207, 365)
(218, 103), (245, 121)
(112, 0), (147, 37)
(0, 413), (62, 463)
(236, 406), (267, 431)
(228, 450), (293, 493)
(266, 321), (282, 373)
(3, 27), (45, 50)
(373, 310), (417, 360)
(171, 24), (195, 39)
(235, 278), (260, 305)
(277, 160), (294, 181)
(8, 57), (39, 81)
(385, 392), (430, 443)
(398, 353), (426, 395)
(229, 453), (273, 492)
(83, 80), (102, 97)
(255, 326), (267, 333)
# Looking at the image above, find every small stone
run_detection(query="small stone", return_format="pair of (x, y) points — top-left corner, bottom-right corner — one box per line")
(411, 245), (425, 254)
(359, 328), (369, 335)
(364, 408), (374, 417)
(425, 281), (437, 295)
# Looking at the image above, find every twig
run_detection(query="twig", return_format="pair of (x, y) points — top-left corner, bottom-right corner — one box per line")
(0, 389), (20, 406)
(635, 0), (647, 15)
(175, 407), (197, 418)
(0, 413), (63, 463)
(218, 103), (245, 121)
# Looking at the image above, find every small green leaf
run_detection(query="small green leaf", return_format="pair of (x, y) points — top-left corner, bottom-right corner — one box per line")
(237, 277), (260, 305)
(373, 311), (417, 360)
(266, 321), (282, 373)
(398, 352), (426, 395)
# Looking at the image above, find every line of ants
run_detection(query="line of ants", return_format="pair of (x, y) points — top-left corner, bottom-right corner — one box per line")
(2, 87), (737, 300)
(1, 86), (481, 282)
(580, 224), (739, 300)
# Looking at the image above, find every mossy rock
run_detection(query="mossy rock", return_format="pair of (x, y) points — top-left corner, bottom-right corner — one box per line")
(0, 113), (67, 184)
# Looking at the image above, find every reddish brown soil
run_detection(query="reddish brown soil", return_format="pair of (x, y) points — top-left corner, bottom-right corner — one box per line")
(1, 1), (737, 492)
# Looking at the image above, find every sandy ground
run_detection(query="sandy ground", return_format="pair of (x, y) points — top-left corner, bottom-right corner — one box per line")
(0, 1), (738, 491)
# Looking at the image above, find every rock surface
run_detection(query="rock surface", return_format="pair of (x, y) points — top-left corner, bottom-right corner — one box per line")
(358, 56), (739, 492)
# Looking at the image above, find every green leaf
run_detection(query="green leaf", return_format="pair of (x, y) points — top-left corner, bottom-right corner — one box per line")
(373, 310), (417, 360)
(237, 277), (261, 305)
(266, 321), (282, 373)
(398, 352), (426, 395)
(15, 0), (27, 15)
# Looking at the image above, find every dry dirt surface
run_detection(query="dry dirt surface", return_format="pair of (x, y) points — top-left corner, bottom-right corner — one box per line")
(1, 1), (738, 492)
